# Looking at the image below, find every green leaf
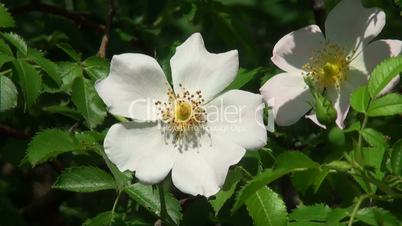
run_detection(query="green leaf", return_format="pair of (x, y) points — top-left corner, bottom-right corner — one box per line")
(12, 59), (42, 108)
(225, 67), (261, 91)
(2, 32), (28, 56)
(26, 129), (82, 166)
(0, 39), (13, 56)
(367, 93), (402, 116)
(53, 166), (116, 192)
(56, 43), (82, 62)
(72, 77), (106, 129)
(245, 187), (287, 226)
(58, 62), (82, 90)
(362, 146), (386, 180)
(27, 49), (61, 86)
(361, 128), (388, 147)
(0, 4), (15, 28)
(83, 211), (117, 226)
(233, 152), (318, 211)
(83, 56), (110, 80)
(209, 168), (242, 215)
(289, 204), (330, 222)
(350, 86), (370, 113)
(0, 76), (18, 112)
(391, 140), (402, 175)
(124, 183), (182, 225)
(368, 56), (402, 98)
(356, 207), (399, 226)
(0, 53), (13, 67)
(42, 103), (81, 120)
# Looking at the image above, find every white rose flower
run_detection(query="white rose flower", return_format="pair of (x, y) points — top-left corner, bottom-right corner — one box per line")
(260, 0), (402, 128)
(95, 33), (267, 197)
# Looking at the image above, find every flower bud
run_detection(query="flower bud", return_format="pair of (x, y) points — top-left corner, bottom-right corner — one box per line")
(314, 93), (337, 126)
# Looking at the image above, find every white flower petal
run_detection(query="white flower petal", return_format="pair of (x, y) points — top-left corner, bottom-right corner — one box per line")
(351, 39), (402, 95)
(206, 90), (267, 150)
(95, 54), (169, 120)
(305, 113), (326, 129)
(325, 0), (385, 54)
(327, 70), (368, 128)
(171, 135), (245, 197)
(104, 122), (177, 184)
(260, 73), (313, 126)
(170, 33), (239, 102)
(271, 25), (325, 74)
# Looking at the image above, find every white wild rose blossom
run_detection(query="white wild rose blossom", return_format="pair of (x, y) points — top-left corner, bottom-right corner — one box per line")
(260, 0), (402, 128)
(95, 33), (267, 197)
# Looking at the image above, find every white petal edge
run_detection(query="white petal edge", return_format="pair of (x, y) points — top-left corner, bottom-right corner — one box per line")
(206, 90), (267, 150)
(325, 0), (385, 54)
(171, 134), (245, 197)
(271, 25), (325, 74)
(170, 33), (239, 102)
(95, 53), (169, 121)
(305, 113), (326, 129)
(351, 39), (402, 96)
(103, 121), (177, 184)
(260, 73), (313, 126)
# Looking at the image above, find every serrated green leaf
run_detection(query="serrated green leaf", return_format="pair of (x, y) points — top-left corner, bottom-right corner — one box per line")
(56, 43), (81, 62)
(362, 146), (386, 181)
(233, 152), (318, 211)
(361, 128), (388, 147)
(12, 59), (42, 108)
(53, 166), (116, 192)
(2, 32), (27, 55)
(124, 183), (182, 225)
(289, 204), (330, 222)
(391, 140), (402, 175)
(225, 67), (261, 91)
(350, 86), (370, 113)
(83, 56), (110, 80)
(0, 39), (13, 56)
(368, 56), (402, 98)
(367, 93), (402, 116)
(83, 211), (117, 226)
(27, 49), (61, 86)
(0, 54), (13, 67)
(0, 4), (15, 28)
(209, 168), (242, 215)
(0, 76), (18, 112)
(245, 187), (287, 226)
(72, 77), (106, 129)
(356, 207), (399, 226)
(58, 62), (82, 90)
(26, 129), (82, 166)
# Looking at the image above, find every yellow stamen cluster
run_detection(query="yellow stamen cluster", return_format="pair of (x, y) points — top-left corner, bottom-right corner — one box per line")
(303, 42), (351, 89)
(155, 84), (206, 141)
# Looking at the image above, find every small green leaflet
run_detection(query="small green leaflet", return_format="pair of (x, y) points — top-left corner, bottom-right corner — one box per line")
(57, 43), (82, 62)
(0, 4), (15, 28)
(245, 187), (287, 226)
(83, 56), (110, 80)
(26, 129), (83, 166)
(367, 93), (402, 117)
(2, 32), (28, 56)
(12, 59), (42, 108)
(368, 56), (402, 98)
(72, 77), (106, 129)
(53, 166), (116, 192)
(0, 75), (18, 112)
(350, 86), (370, 113)
(124, 183), (182, 225)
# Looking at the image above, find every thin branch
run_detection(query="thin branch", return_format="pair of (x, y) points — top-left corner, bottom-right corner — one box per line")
(0, 124), (31, 139)
(97, 0), (116, 58)
(310, 0), (326, 32)
(10, 0), (105, 33)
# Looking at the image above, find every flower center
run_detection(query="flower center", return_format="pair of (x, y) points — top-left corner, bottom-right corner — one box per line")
(175, 101), (192, 122)
(155, 84), (206, 142)
(303, 42), (351, 89)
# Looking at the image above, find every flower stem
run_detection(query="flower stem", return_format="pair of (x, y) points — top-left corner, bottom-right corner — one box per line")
(347, 195), (368, 226)
(356, 114), (368, 164)
(110, 190), (121, 225)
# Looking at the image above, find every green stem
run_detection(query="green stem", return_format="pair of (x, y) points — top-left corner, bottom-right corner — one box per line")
(110, 190), (121, 225)
(348, 195), (368, 226)
(356, 114), (368, 163)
